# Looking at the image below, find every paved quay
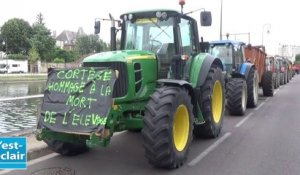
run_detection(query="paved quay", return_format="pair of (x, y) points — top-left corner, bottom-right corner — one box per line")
(2, 128), (52, 161)
(0, 73), (47, 83)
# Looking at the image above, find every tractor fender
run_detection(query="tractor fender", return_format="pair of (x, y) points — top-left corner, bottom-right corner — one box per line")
(157, 79), (194, 96)
(196, 54), (224, 87)
(231, 72), (246, 79)
(157, 79), (193, 87)
(239, 62), (255, 80)
(157, 79), (199, 120)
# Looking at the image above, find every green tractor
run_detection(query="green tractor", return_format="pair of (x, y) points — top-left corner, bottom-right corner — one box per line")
(36, 8), (225, 169)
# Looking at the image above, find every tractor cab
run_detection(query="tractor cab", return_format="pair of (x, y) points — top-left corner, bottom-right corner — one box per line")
(94, 10), (211, 79)
(209, 40), (246, 75)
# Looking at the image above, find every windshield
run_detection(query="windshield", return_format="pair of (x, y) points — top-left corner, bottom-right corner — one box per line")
(0, 64), (7, 69)
(124, 17), (174, 52)
(209, 45), (233, 64)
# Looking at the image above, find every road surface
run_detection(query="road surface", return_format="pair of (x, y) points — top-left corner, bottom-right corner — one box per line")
(2, 75), (300, 175)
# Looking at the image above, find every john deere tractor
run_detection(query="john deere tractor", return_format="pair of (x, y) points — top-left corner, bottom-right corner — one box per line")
(36, 8), (225, 169)
(209, 40), (259, 116)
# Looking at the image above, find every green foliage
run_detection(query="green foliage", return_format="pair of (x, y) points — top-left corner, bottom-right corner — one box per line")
(0, 18), (33, 54)
(53, 57), (65, 63)
(75, 34), (109, 55)
(7, 54), (29, 60)
(295, 54), (300, 62)
(48, 47), (79, 63)
(28, 47), (40, 63)
(31, 23), (56, 61)
(0, 34), (5, 51)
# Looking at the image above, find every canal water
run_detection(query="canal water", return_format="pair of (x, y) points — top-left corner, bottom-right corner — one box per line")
(0, 81), (46, 134)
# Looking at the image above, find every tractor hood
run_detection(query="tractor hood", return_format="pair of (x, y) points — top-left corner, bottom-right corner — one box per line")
(83, 50), (156, 63)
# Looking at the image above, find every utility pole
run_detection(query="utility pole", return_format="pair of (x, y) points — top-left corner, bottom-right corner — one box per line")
(220, 0), (223, 40)
(262, 23), (271, 46)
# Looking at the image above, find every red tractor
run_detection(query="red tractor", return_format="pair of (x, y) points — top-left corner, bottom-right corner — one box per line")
(276, 56), (289, 85)
(265, 56), (280, 89)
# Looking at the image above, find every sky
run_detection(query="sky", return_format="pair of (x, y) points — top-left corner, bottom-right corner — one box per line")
(0, 0), (299, 55)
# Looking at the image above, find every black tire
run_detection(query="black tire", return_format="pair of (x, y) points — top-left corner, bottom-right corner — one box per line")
(226, 78), (247, 116)
(142, 86), (193, 169)
(262, 71), (274, 97)
(193, 66), (225, 138)
(275, 73), (280, 89)
(277, 73), (281, 87)
(283, 72), (287, 84)
(44, 138), (89, 156)
(280, 73), (284, 85)
(128, 129), (142, 132)
(273, 73), (278, 89)
(246, 67), (259, 108)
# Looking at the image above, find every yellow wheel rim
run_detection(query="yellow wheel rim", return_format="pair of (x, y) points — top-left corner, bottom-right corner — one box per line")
(173, 105), (189, 151)
(212, 80), (223, 124)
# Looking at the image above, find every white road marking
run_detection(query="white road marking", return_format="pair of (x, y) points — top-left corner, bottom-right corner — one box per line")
(274, 89), (280, 95)
(254, 102), (265, 111)
(235, 113), (254, 128)
(188, 132), (232, 166)
(0, 94), (44, 102)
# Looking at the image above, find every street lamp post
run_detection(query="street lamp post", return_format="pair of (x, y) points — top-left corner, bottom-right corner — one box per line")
(262, 23), (271, 46)
(220, 0), (223, 40)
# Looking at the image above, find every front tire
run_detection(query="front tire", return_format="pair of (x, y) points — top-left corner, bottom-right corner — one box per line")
(246, 67), (259, 107)
(262, 71), (274, 96)
(193, 66), (225, 138)
(142, 86), (193, 169)
(226, 78), (247, 116)
(44, 138), (89, 156)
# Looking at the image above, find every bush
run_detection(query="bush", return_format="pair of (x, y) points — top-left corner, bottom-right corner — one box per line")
(7, 54), (28, 60)
(53, 57), (65, 63)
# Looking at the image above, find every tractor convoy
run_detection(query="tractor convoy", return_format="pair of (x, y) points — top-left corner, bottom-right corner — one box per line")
(209, 41), (259, 116)
(36, 0), (295, 170)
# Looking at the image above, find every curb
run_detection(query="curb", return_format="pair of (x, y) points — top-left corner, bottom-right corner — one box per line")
(2, 128), (53, 161)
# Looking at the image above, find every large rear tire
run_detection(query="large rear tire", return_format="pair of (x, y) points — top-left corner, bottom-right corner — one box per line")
(226, 78), (247, 116)
(280, 73), (284, 85)
(246, 67), (259, 108)
(142, 86), (193, 169)
(44, 138), (89, 156)
(193, 66), (225, 138)
(262, 71), (274, 97)
(273, 73), (280, 89)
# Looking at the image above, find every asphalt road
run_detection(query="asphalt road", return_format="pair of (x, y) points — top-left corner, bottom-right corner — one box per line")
(2, 75), (300, 175)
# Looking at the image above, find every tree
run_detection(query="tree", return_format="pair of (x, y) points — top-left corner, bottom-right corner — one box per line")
(0, 34), (5, 52)
(31, 23), (56, 61)
(295, 54), (300, 63)
(0, 18), (32, 54)
(75, 34), (109, 55)
(36, 12), (44, 25)
(46, 46), (79, 63)
(28, 47), (40, 64)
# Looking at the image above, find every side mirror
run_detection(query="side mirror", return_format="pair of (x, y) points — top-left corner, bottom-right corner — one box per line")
(94, 21), (101, 34)
(200, 11), (212, 26)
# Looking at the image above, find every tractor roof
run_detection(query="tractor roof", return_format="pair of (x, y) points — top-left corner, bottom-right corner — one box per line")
(120, 9), (180, 18)
(210, 40), (246, 46)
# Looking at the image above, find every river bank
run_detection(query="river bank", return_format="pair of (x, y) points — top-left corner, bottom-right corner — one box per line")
(0, 73), (47, 83)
